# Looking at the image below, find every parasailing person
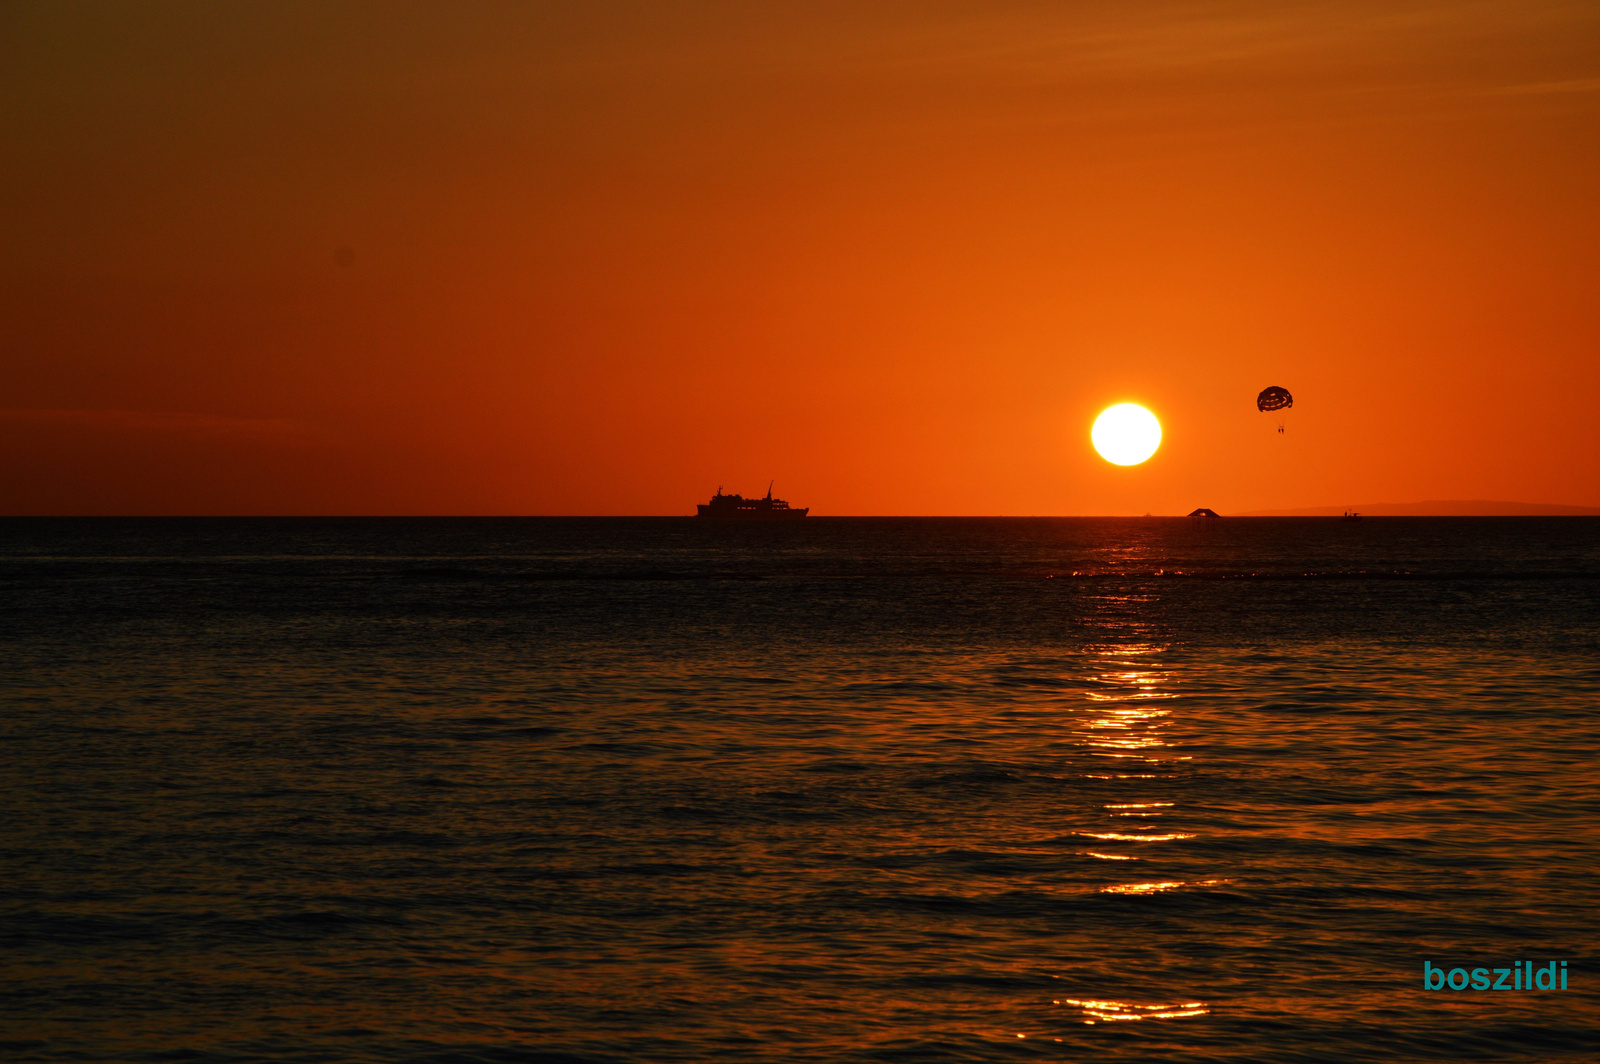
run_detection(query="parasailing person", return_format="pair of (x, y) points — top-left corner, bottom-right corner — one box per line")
(1257, 385), (1292, 434)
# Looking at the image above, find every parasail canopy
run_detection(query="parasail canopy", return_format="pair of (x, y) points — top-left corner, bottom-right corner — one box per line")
(1256, 386), (1293, 413)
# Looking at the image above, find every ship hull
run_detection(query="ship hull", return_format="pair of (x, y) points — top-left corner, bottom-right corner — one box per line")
(696, 505), (809, 519)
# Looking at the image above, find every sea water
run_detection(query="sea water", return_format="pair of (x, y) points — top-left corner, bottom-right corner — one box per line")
(2, 517), (1597, 1062)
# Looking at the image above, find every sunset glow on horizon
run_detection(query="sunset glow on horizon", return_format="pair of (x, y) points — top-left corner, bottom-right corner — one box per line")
(2, 2), (1598, 515)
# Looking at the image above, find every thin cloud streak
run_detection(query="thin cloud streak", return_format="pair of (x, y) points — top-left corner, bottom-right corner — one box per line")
(0, 408), (313, 438)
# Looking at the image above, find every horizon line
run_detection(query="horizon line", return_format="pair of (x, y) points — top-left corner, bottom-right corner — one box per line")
(5, 510), (1599, 520)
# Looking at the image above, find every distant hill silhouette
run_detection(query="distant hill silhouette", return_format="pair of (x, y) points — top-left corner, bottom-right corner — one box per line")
(1232, 500), (1600, 516)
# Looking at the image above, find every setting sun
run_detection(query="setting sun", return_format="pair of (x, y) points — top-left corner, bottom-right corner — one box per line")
(1092, 404), (1162, 466)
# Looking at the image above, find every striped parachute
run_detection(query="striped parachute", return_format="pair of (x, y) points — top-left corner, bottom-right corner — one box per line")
(1256, 386), (1293, 413)
(1257, 386), (1292, 434)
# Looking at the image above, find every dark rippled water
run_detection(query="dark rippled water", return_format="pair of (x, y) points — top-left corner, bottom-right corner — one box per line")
(3, 517), (1598, 1062)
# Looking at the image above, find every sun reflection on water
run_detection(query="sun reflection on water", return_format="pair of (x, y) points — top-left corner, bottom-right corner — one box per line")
(1100, 878), (1224, 894)
(1065, 607), (1214, 1030)
(1056, 998), (1211, 1023)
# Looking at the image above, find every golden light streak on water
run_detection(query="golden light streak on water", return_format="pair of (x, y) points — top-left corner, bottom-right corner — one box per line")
(1056, 999), (1211, 1023)
(1102, 880), (1184, 893)
(1101, 878), (1225, 894)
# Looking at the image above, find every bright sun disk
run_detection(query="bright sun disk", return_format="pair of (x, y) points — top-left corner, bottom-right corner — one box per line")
(1092, 404), (1161, 465)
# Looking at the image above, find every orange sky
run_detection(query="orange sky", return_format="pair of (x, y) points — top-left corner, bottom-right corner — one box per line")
(3, 1), (1598, 515)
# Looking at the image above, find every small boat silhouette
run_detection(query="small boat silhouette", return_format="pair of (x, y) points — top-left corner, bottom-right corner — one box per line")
(697, 482), (809, 519)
